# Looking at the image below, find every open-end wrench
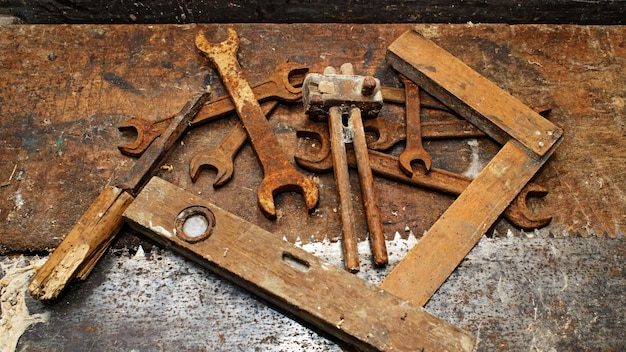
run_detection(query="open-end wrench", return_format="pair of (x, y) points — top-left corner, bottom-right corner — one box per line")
(381, 86), (452, 112)
(189, 100), (279, 187)
(364, 117), (486, 151)
(364, 107), (552, 151)
(195, 28), (318, 219)
(118, 61), (308, 157)
(294, 122), (552, 230)
(398, 75), (432, 175)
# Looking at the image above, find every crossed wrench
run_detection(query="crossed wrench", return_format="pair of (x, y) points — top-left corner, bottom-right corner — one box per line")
(294, 121), (552, 230)
(195, 28), (319, 219)
(117, 61), (308, 157)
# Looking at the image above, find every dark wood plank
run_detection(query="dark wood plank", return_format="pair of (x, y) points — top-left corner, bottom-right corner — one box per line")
(1, 0), (625, 25)
(0, 24), (623, 255)
(123, 176), (475, 352)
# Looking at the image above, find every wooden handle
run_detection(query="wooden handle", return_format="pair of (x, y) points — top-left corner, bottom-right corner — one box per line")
(349, 108), (388, 266)
(28, 186), (134, 300)
(329, 107), (360, 273)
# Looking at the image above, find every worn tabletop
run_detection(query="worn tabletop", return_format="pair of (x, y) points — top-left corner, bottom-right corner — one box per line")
(0, 23), (624, 351)
(1, 23), (623, 253)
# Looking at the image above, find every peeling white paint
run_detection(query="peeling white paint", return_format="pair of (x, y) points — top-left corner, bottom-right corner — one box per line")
(149, 221), (173, 238)
(0, 257), (49, 352)
(12, 190), (24, 210)
(462, 139), (484, 179)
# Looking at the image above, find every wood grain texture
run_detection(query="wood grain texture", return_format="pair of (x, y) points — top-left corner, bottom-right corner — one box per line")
(0, 24), (623, 256)
(123, 177), (475, 352)
(27, 185), (134, 300)
(387, 29), (562, 157)
(381, 140), (560, 306)
(1, 0), (624, 25)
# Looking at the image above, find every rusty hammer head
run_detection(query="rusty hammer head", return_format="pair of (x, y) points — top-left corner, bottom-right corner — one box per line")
(303, 63), (383, 121)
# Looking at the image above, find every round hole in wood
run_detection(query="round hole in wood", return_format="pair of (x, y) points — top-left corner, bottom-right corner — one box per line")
(175, 206), (215, 243)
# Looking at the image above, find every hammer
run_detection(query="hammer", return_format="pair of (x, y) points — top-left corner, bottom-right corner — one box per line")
(303, 63), (388, 271)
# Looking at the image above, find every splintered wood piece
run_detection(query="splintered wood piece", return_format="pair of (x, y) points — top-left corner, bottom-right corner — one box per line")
(387, 29), (563, 157)
(28, 186), (134, 300)
(123, 177), (475, 352)
(380, 140), (559, 306)
(28, 92), (210, 301)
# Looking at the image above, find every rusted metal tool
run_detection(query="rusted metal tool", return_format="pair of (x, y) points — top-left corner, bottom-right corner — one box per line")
(363, 108), (551, 151)
(189, 100), (279, 187)
(29, 92), (211, 300)
(380, 86), (453, 112)
(118, 62), (307, 157)
(195, 28), (318, 219)
(303, 63), (387, 271)
(398, 75), (432, 175)
(294, 121), (553, 230)
(365, 117), (487, 150)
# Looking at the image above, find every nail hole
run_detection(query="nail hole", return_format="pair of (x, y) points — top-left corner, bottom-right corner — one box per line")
(282, 252), (310, 272)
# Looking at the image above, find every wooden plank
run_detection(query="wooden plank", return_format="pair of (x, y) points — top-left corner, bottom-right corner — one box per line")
(28, 185), (134, 300)
(387, 28), (563, 157)
(123, 176), (475, 352)
(380, 139), (560, 306)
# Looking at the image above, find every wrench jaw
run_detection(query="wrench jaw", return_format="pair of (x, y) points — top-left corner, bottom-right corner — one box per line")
(196, 28), (240, 66)
(362, 118), (402, 151)
(502, 183), (553, 230)
(117, 117), (168, 157)
(294, 126), (334, 173)
(398, 149), (433, 176)
(189, 154), (234, 188)
(256, 173), (320, 220)
(278, 63), (309, 96)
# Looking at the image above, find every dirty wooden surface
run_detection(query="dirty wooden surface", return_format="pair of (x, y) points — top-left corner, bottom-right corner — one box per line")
(1, 24), (624, 351)
(1, 24), (623, 255)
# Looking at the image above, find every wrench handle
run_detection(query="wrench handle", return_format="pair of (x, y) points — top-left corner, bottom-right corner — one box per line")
(212, 57), (293, 176)
(350, 108), (388, 267)
(329, 107), (360, 273)
(191, 80), (291, 128)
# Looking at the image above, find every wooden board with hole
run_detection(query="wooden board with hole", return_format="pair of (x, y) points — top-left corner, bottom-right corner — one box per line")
(123, 176), (475, 352)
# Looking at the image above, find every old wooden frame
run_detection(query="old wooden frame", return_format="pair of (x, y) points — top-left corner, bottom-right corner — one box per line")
(379, 28), (563, 306)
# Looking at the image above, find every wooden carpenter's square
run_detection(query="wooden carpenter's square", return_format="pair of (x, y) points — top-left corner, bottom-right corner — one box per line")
(28, 92), (211, 301)
(380, 28), (563, 307)
(122, 176), (475, 352)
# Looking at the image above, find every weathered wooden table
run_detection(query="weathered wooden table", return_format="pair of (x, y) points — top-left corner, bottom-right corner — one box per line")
(0, 24), (624, 351)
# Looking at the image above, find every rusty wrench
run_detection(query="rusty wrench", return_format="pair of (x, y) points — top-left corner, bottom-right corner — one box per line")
(365, 104), (551, 151)
(118, 62), (308, 157)
(195, 28), (318, 219)
(398, 75), (432, 175)
(189, 100), (279, 187)
(294, 122), (552, 230)
(364, 117), (487, 151)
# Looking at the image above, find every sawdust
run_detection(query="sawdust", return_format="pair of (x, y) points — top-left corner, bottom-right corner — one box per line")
(0, 256), (49, 352)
